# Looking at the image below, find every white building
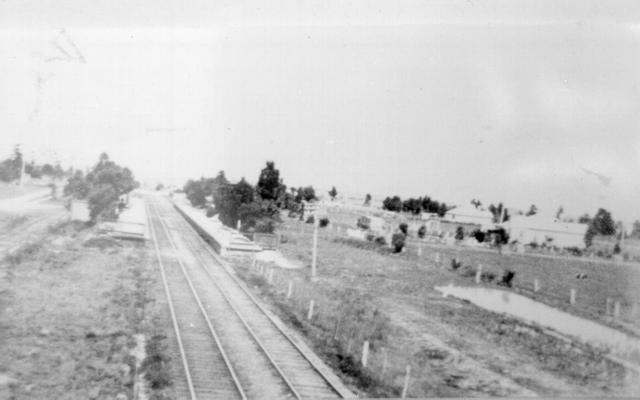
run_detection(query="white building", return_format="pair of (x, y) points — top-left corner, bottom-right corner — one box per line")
(505, 215), (588, 248)
(445, 205), (494, 229)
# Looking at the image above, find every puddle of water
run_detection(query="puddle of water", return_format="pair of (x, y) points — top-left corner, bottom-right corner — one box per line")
(435, 284), (640, 366)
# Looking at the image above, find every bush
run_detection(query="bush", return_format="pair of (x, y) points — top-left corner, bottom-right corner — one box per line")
(417, 225), (426, 239)
(498, 270), (515, 287)
(365, 233), (375, 242)
(472, 229), (485, 243)
(205, 205), (216, 217)
(374, 236), (387, 246)
(391, 233), (405, 253)
(319, 217), (330, 228)
(455, 226), (465, 240)
(306, 215), (315, 224)
(398, 223), (408, 235)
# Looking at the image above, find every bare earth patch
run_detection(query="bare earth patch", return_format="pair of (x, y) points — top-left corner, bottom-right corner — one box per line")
(0, 222), (175, 400)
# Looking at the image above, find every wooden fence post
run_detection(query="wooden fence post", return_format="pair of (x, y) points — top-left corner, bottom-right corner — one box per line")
(475, 264), (482, 284)
(381, 347), (388, 378)
(614, 301), (621, 318)
(286, 280), (293, 299)
(307, 300), (315, 320)
(401, 365), (411, 398)
(533, 278), (540, 293)
(361, 340), (370, 367)
(570, 289), (576, 305)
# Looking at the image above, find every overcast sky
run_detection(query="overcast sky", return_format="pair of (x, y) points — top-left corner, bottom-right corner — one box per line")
(1, 0), (639, 224)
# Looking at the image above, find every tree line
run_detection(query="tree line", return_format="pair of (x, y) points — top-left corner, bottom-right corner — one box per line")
(0, 145), (69, 182)
(183, 161), (318, 233)
(381, 195), (449, 217)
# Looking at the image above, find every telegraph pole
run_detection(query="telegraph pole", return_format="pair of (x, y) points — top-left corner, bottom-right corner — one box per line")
(18, 146), (25, 188)
(311, 211), (319, 280)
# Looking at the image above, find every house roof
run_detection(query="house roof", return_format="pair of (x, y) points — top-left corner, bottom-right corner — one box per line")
(508, 215), (588, 235)
(446, 205), (493, 220)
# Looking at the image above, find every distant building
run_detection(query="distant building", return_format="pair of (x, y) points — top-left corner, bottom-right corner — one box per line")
(445, 205), (494, 229)
(505, 215), (588, 248)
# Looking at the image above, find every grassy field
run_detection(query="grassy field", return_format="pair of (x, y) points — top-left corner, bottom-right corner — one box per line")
(0, 221), (175, 400)
(227, 214), (640, 398)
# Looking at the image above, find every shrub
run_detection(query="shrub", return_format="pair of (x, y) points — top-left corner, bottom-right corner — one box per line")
(399, 223), (408, 235)
(455, 226), (465, 240)
(450, 258), (462, 270)
(498, 270), (515, 287)
(417, 225), (426, 239)
(472, 229), (485, 243)
(205, 205), (216, 217)
(391, 233), (405, 253)
(613, 243), (621, 254)
(319, 217), (330, 228)
(374, 236), (387, 246)
(306, 215), (315, 224)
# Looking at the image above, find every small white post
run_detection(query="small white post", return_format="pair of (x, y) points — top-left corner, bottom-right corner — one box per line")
(570, 288), (576, 305)
(236, 219), (241, 230)
(286, 281), (293, 299)
(334, 316), (341, 339)
(475, 264), (482, 284)
(268, 268), (274, 284)
(307, 300), (315, 320)
(614, 301), (621, 318)
(252, 255), (257, 269)
(401, 365), (411, 398)
(361, 340), (370, 367)
(417, 245), (422, 257)
(534, 278), (540, 293)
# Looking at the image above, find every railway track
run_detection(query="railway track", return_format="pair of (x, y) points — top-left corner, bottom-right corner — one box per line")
(147, 196), (350, 399)
(147, 201), (246, 400)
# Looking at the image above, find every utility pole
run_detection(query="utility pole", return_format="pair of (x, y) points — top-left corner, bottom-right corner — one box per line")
(311, 213), (319, 280)
(18, 146), (25, 188)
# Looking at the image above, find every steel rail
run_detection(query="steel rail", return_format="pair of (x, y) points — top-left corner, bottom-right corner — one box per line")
(162, 212), (304, 400)
(145, 201), (198, 400)
(165, 199), (350, 399)
(149, 200), (248, 400)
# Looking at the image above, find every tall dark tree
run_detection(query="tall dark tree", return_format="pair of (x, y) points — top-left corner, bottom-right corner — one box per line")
(328, 186), (338, 201)
(488, 203), (510, 223)
(590, 208), (616, 236)
(257, 161), (281, 201)
(363, 193), (372, 206)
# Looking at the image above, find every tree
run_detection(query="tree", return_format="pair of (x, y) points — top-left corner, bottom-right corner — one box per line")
(398, 223), (408, 235)
(488, 203), (510, 223)
(578, 213), (591, 224)
(418, 225), (427, 239)
(382, 196), (402, 212)
(525, 204), (538, 216)
(363, 193), (372, 206)
(556, 206), (564, 220)
(470, 198), (482, 209)
(63, 153), (139, 222)
(455, 226), (465, 240)
(0, 145), (23, 182)
(63, 170), (90, 199)
(184, 179), (207, 207)
(295, 186), (316, 202)
(328, 186), (338, 201)
(257, 161), (282, 201)
(590, 208), (616, 236)
(214, 178), (254, 228)
(631, 220), (640, 239)
(391, 233), (406, 253)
